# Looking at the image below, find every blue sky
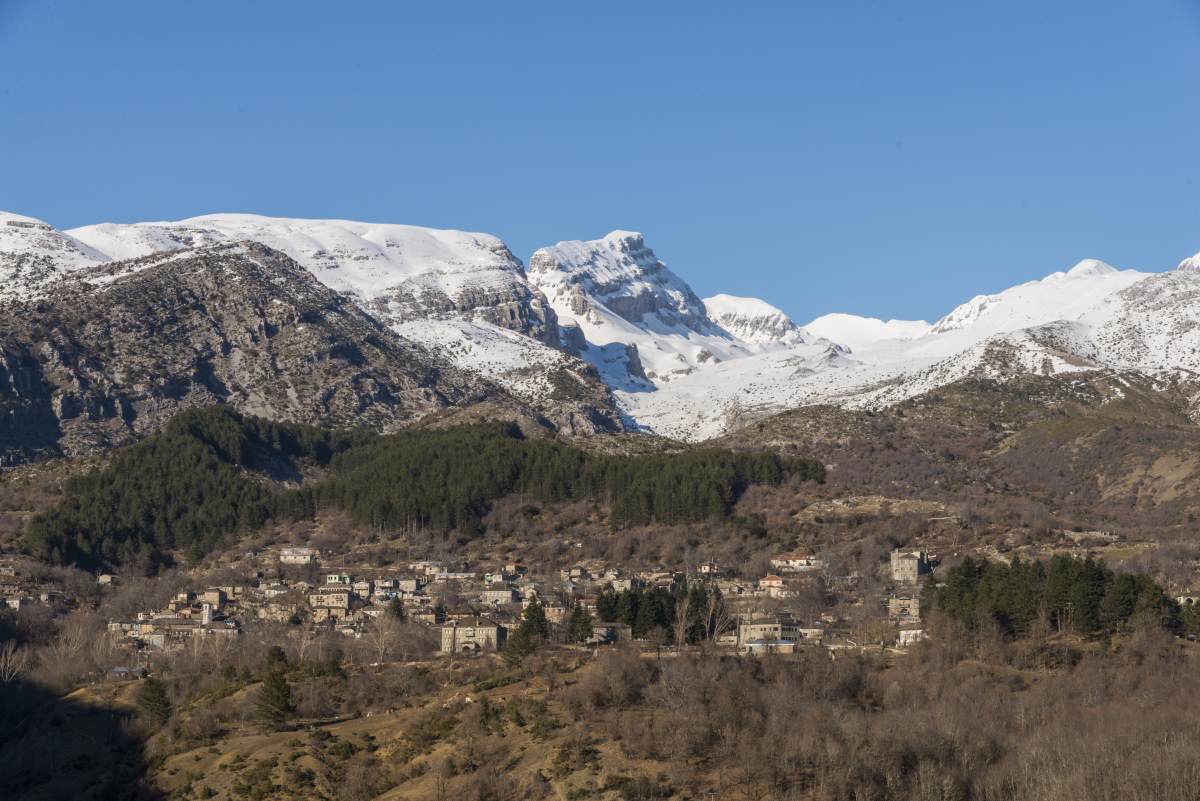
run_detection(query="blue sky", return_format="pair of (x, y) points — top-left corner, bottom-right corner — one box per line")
(1, 1), (1198, 324)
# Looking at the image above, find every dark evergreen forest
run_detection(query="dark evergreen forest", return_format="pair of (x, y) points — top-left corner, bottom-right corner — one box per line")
(24, 407), (824, 571)
(925, 554), (1187, 637)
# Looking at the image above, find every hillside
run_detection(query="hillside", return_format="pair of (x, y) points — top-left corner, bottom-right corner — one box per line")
(719, 371), (1200, 536)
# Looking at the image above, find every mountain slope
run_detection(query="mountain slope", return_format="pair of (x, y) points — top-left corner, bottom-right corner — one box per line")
(68, 213), (560, 342)
(804, 313), (931, 352)
(0, 242), (580, 463)
(8, 208), (1200, 447)
(620, 258), (1200, 440)
(703, 293), (811, 347)
(528, 231), (756, 385)
(60, 214), (627, 433)
(0, 212), (107, 300)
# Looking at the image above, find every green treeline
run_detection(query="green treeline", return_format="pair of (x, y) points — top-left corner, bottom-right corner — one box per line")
(594, 581), (726, 642)
(26, 407), (356, 570)
(280, 423), (822, 533)
(925, 555), (1181, 637)
(25, 407), (823, 571)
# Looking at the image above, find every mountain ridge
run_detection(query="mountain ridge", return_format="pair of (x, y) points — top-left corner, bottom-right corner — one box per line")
(3, 208), (1196, 449)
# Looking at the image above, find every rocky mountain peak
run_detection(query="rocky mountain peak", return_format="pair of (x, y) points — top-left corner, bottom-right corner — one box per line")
(703, 294), (810, 347)
(528, 231), (717, 334)
(0, 211), (107, 300)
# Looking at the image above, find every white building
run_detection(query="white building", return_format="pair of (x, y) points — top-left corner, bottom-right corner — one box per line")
(279, 547), (317, 565)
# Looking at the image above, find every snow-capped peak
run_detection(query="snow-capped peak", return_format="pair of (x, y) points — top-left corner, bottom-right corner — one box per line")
(530, 232), (781, 385)
(1066, 258), (1117, 277)
(703, 294), (810, 346)
(930, 258), (1146, 336)
(0, 211), (109, 299)
(531, 231), (713, 318)
(527, 230), (714, 329)
(804, 313), (931, 353)
(1177, 251), (1200, 272)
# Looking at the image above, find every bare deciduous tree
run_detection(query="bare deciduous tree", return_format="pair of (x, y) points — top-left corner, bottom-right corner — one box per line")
(367, 613), (401, 665)
(0, 639), (30, 683)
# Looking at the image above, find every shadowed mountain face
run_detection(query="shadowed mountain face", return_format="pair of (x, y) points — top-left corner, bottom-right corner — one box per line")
(0, 679), (163, 801)
(0, 242), (621, 464)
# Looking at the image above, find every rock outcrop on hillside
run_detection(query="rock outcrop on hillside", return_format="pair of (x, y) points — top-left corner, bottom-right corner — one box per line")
(0, 242), (617, 463)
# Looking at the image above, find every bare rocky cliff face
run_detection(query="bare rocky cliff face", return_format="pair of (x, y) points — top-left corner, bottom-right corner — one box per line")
(0, 242), (619, 464)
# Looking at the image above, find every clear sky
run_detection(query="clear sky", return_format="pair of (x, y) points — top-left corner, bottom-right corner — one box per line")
(2, 1), (1198, 324)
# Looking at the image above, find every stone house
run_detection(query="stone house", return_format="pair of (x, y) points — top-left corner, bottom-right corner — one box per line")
(480, 588), (519, 606)
(309, 589), (352, 622)
(888, 595), (921, 622)
(440, 618), (507, 654)
(890, 550), (932, 583)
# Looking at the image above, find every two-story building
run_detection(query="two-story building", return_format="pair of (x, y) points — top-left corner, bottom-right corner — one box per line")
(440, 618), (507, 654)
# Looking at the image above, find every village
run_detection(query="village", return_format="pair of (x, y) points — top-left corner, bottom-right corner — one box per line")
(2, 545), (938, 666)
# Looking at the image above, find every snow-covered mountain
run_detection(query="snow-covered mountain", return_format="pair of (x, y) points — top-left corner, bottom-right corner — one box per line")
(527, 231), (750, 385)
(703, 294), (811, 347)
(0, 212), (108, 299)
(0, 212), (623, 435)
(1178, 250), (1200, 273)
(67, 214), (559, 343)
(927, 259), (1145, 336)
(58, 214), (610, 416)
(5, 208), (1199, 445)
(526, 231), (840, 395)
(804, 314), (931, 353)
(601, 256), (1200, 441)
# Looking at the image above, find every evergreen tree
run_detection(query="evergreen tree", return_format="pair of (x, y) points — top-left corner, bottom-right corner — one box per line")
(136, 677), (172, 726)
(686, 584), (709, 644)
(504, 599), (551, 662)
(566, 605), (594, 643)
(264, 645), (288, 672)
(522, 598), (551, 641)
(1100, 572), (1140, 632)
(388, 596), (406, 621)
(256, 670), (294, 730)
(1069, 558), (1108, 634)
(616, 589), (639, 628)
(595, 584), (619, 622)
(930, 554), (1179, 640)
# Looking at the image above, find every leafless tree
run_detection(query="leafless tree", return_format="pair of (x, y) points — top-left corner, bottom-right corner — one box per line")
(673, 591), (693, 651)
(367, 613), (401, 664)
(0, 639), (30, 683)
(704, 590), (734, 642)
